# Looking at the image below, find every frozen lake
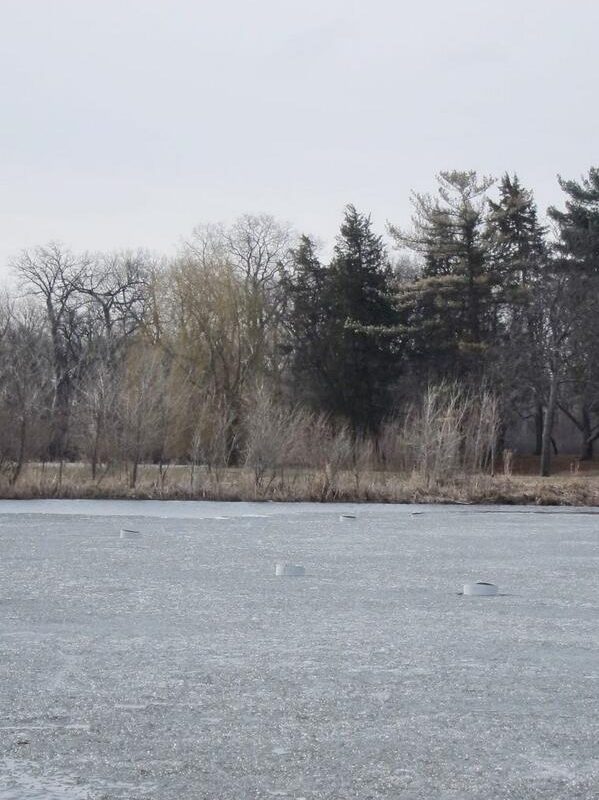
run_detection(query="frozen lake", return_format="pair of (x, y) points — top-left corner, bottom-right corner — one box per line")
(1, 500), (599, 799)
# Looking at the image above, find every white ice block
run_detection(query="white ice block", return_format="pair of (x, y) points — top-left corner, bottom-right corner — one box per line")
(275, 563), (305, 577)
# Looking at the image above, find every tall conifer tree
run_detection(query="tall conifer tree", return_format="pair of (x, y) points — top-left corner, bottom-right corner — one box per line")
(547, 168), (599, 459)
(485, 174), (547, 453)
(285, 206), (398, 430)
(389, 171), (495, 380)
(548, 167), (599, 270)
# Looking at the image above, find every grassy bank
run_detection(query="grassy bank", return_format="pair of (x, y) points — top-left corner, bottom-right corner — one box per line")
(0, 460), (597, 505)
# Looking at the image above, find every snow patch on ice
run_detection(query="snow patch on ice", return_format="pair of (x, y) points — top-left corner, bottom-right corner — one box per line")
(0, 759), (90, 800)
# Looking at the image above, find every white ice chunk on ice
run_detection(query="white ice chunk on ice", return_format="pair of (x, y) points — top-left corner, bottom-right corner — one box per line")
(275, 563), (305, 577)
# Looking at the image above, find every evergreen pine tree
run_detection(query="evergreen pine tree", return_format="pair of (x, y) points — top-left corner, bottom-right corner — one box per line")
(282, 235), (329, 409)
(486, 173), (546, 291)
(548, 167), (599, 270)
(547, 167), (599, 459)
(285, 207), (398, 431)
(325, 205), (399, 430)
(485, 174), (548, 453)
(389, 171), (495, 380)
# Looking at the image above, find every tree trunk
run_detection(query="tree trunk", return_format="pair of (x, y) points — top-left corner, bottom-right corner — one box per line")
(130, 456), (139, 489)
(158, 459), (168, 493)
(49, 374), (72, 462)
(534, 402), (543, 456)
(91, 423), (100, 480)
(10, 418), (27, 486)
(540, 373), (559, 477)
(581, 405), (594, 460)
(225, 414), (241, 466)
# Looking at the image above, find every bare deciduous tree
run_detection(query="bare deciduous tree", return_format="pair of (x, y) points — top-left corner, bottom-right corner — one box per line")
(12, 243), (89, 462)
(0, 302), (52, 484)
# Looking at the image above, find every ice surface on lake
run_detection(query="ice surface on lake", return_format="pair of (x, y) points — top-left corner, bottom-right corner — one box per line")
(1, 500), (599, 798)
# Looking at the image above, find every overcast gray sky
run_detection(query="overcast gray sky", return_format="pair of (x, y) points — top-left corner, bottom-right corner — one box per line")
(1, 0), (598, 277)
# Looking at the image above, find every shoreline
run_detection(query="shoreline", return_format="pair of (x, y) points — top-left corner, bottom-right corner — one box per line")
(0, 468), (597, 507)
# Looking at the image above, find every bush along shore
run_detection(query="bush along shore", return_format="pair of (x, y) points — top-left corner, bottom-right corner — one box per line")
(0, 384), (596, 506)
(0, 463), (597, 506)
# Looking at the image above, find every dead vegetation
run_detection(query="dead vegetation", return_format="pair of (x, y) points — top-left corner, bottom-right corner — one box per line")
(0, 461), (597, 507)
(0, 384), (596, 506)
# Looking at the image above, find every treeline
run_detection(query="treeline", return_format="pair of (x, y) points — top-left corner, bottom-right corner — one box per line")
(1, 167), (599, 488)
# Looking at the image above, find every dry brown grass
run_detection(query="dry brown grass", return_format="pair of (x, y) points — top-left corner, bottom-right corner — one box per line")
(510, 454), (599, 477)
(0, 461), (597, 506)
